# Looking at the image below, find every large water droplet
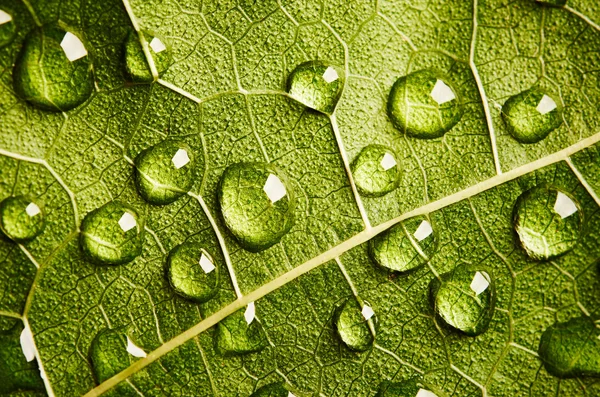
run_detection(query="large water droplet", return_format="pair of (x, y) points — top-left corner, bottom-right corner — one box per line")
(351, 145), (402, 197)
(166, 242), (219, 303)
(369, 216), (437, 274)
(218, 162), (296, 252)
(501, 88), (562, 143)
(13, 25), (93, 112)
(387, 69), (462, 139)
(123, 30), (171, 83)
(429, 265), (495, 336)
(287, 61), (344, 114)
(0, 322), (46, 394)
(538, 316), (600, 378)
(80, 201), (144, 266)
(334, 298), (374, 352)
(134, 141), (195, 205)
(513, 185), (582, 261)
(214, 308), (268, 356)
(90, 330), (144, 385)
(376, 377), (442, 397)
(0, 196), (45, 243)
(251, 382), (292, 397)
(0, 8), (16, 47)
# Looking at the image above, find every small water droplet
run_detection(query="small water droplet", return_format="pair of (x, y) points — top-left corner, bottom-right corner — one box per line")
(79, 201), (143, 266)
(387, 69), (462, 139)
(501, 88), (562, 143)
(123, 30), (171, 83)
(90, 330), (142, 384)
(351, 145), (402, 197)
(13, 25), (93, 112)
(539, 316), (600, 378)
(429, 265), (495, 336)
(214, 308), (268, 356)
(287, 61), (344, 114)
(0, 8), (16, 47)
(166, 242), (219, 303)
(134, 141), (195, 205)
(369, 216), (437, 274)
(218, 162), (296, 252)
(376, 376), (442, 397)
(250, 382), (292, 397)
(513, 185), (583, 260)
(334, 298), (374, 352)
(0, 196), (45, 243)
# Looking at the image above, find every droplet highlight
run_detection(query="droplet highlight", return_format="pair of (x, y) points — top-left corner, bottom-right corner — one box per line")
(334, 298), (374, 352)
(0, 8), (16, 47)
(218, 162), (296, 252)
(166, 242), (219, 303)
(79, 201), (143, 266)
(214, 308), (268, 356)
(13, 25), (93, 112)
(287, 61), (344, 114)
(351, 145), (402, 197)
(387, 69), (462, 139)
(134, 141), (195, 205)
(513, 185), (583, 261)
(369, 216), (437, 274)
(123, 30), (171, 83)
(501, 88), (562, 144)
(0, 196), (45, 243)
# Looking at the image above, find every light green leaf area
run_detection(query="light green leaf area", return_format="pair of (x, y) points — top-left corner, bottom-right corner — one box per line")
(0, 0), (599, 396)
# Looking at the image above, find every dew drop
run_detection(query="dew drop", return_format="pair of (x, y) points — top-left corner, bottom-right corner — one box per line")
(334, 298), (374, 352)
(513, 185), (583, 261)
(79, 201), (143, 266)
(501, 88), (562, 144)
(123, 30), (171, 83)
(250, 382), (293, 397)
(214, 308), (268, 356)
(387, 69), (462, 139)
(218, 162), (296, 252)
(166, 242), (219, 303)
(0, 8), (16, 47)
(376, 377), (442, 397)
(286, 61), (344, 114)
(429, 265), (495, 336)
(90, 330), (143, 384)
(351, 145), (402, 197)
(13, 25), (93, 112)
(538, 316), (600, 378)
(0, 196), (45, 243)
(134, 141), (196, 205)
(369, 216), (437, 274)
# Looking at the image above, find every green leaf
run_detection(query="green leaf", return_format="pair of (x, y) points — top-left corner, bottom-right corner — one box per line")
(1, 0), (600, 396)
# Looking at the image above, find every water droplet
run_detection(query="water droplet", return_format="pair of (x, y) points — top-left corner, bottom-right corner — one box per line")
(387, 69), (462, 139)
(538, 316), (600, 378)
(376, 377), (442, 397)
(218, 162), (296, 252)
(166, 242), (219, 303)
(13, 25), (93, 112)
(0, 322), (46, 393)
(250, 382), (293, 397)
(513, 185), (582, 261)
(369, 216), (437, 274)
(501, 88), (562, 143)
(214, 308), (268, 356)
(0, 196), (45, 243)
(429, 265), (495, 336)
(90, 330), (141, 384)
(0, 8), (16, 47)
(79, 201), (143, 266)
(287, 61), (344, 114)
(123, 30), (171, 83)
(351, 145), (402, 197)
(334, 298), (374, 352)
(535, 0), (566, 6)
(134, 141), (195, 205)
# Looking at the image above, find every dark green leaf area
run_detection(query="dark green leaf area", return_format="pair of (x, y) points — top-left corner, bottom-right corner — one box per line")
(218, 162), (296, 252)
(134, 140), (195, 205)
(287, 61), (344, 114)
(376, 377), (445, 397)
(501, 88), (563, 144)
(535, 0), (567, 7)
(214, 309), (268, 356)
(538, 316), (600, 378)
(513, 185), (583, 261)
(429, 265), (495, 336)
(0, 322), (45, 394)
(369, 216), (437, 274)
(250, 382), (289, 397)
(334, 298), (374, 352)
(79, 201), (144, 266)
(13, 25), (93, 112)
(166, 242), (219, 303)
(124, 30), (171, 83)
(387, 69), (463, 139)
(0, 196), (45, 243)
(351, 145), (402, 197)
